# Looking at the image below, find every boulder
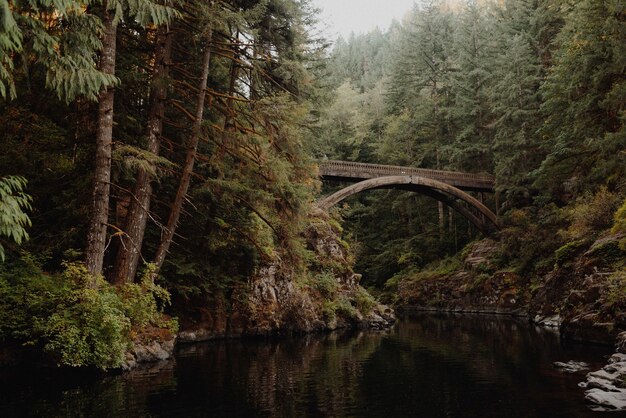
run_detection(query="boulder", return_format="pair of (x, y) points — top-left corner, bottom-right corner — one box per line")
(553, 360), (590, 373)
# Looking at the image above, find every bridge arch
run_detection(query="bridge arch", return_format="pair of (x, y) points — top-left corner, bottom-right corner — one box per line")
(317, 175), (499, 235)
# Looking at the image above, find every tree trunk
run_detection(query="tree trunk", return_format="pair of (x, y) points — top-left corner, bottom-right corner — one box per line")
(438, 201), (445, 241)
(152, 31), (213, 276)
(85, 6), (117, 279)
(223, 34), (239, 136)
(436, 148), (444, 241)
(112, 28), (172, 285)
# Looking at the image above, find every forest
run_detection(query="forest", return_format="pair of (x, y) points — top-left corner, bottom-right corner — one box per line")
(0, 0), (625, 371)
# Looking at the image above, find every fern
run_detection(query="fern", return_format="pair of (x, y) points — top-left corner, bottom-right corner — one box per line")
(0, 176), (32, 262)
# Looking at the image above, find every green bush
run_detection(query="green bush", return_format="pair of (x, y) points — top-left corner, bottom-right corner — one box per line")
(565, 187), (621, 240)
(336, 297), (358, 319)
(554, 240), (586, 266)
(118, 264), (178, 335)
(0, 253), (65, 343)
(0, 257), (176, 369)
(321, 300), (337, 323)
(354, 287), (376, 315)
(613, 199), (626, 253)
(309, 270), (339, 298)
(605, 271), (626, 310)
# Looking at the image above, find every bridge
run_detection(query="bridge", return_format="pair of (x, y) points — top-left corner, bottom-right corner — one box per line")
(317, 160), (499, 235)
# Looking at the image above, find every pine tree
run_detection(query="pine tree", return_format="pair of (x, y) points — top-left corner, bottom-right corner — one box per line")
(489, 0), (545, 203)
(447, 0), (494, 173)
(112, 27), (173, 284)
(538, 0), (626, 198)
(384, 0), (455, 169)
(84, 0), (177, 279)
(0, 0), (117, 101)
(152, 0), (216, 279)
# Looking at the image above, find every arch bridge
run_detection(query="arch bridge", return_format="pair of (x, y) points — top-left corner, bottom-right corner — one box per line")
(317, 160), (499, 235)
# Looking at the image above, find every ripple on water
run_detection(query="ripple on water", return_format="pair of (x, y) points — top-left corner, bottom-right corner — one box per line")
(0, 314), (622, 417)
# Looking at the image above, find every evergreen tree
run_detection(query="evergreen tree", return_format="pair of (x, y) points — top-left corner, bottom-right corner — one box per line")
(447, 0), (494, 173)
(538, 0), (626, 199)
(384, 0), (455, 169)
(84, 0), (177, 278)
(489, 0), (545, 202)
(0, 0), (117, 101)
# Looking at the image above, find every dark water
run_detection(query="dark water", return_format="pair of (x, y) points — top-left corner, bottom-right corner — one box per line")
(1, 314), (624, 417)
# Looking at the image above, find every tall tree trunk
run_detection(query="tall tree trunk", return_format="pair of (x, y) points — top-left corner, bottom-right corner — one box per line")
(436, 148), (445, 241)
(112, 28), (172, 285)
(438, 202), (445, 241)
(85, 6), (117, 279)
(152, 31), (213, 276)
(223, 34), (239, 136)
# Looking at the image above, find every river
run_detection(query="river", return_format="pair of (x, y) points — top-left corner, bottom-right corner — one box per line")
(1, 314), (623, 417)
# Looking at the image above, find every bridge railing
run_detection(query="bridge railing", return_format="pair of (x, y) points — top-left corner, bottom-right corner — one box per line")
(318, 160), (495, 185)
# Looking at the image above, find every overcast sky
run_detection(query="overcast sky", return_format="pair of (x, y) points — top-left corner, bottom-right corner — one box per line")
(311, 0), (417, 41)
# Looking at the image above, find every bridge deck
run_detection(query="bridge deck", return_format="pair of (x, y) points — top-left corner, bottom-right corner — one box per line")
(319, 160), (495, 192)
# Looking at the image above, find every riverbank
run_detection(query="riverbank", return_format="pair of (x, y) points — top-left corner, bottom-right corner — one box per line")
(173, 209), (396, 344)
(392, 221), (625, 411)
(395, 228), (625, 346)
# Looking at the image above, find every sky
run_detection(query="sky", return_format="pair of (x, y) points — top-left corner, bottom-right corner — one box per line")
(311, 0), (417, 41)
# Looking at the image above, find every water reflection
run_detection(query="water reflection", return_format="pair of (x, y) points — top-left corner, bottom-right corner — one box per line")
(0, 314), (621, 417)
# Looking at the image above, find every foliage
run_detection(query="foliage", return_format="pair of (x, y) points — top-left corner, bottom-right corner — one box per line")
(554, 241), (586, 267)
(354, 287), (376, 315)
(316, 0), (625, 291)
(1, 0), (625, 367)
(335, 297), (358, 320)
(537, 0), (626, 196)
(613, 199), (626, 235)
(0, 0), (119, 101)
(605, 271), (626, 311)
(118, 264), (178, 334)
(0, 176), (31, 261)
(563, 187), (622, 240)
(42, 263), (131, 369)
(0, 259), (175, 369)
(308, 270), (338, 298)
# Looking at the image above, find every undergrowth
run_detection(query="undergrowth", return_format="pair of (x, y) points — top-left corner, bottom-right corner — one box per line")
(0, 256), (177, 369)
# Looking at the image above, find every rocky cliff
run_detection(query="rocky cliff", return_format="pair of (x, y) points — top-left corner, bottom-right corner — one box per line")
(176, 209), (394, 343)
(397, 231), (626, 344)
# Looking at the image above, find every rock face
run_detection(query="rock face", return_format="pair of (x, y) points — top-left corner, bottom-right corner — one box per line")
(397, 232), (625, 345)
(177, 210), (395, 343)
(398, 239), (529, 316)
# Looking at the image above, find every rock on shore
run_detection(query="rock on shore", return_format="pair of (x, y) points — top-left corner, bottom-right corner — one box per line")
(579, 332), (626, 411)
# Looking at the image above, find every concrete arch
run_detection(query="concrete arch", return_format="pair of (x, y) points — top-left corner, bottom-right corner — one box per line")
(317, 175), (499, 234)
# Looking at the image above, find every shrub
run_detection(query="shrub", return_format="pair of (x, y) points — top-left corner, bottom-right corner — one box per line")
(310, 270), (339, 298)
(39, 263), (130, 369)
(336, 297), (358, 319)
(118, 264), (178, 336)
(0, 258), (177, 369)
(605, 271), (626, 311)
(354, 287), (376, 315)
(613, 200), (626, 252)
(554, 240), (586, 266)
(321, 300), (337, 323)
(565, 187), (621, 239)
(0, 253), (65, 343)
